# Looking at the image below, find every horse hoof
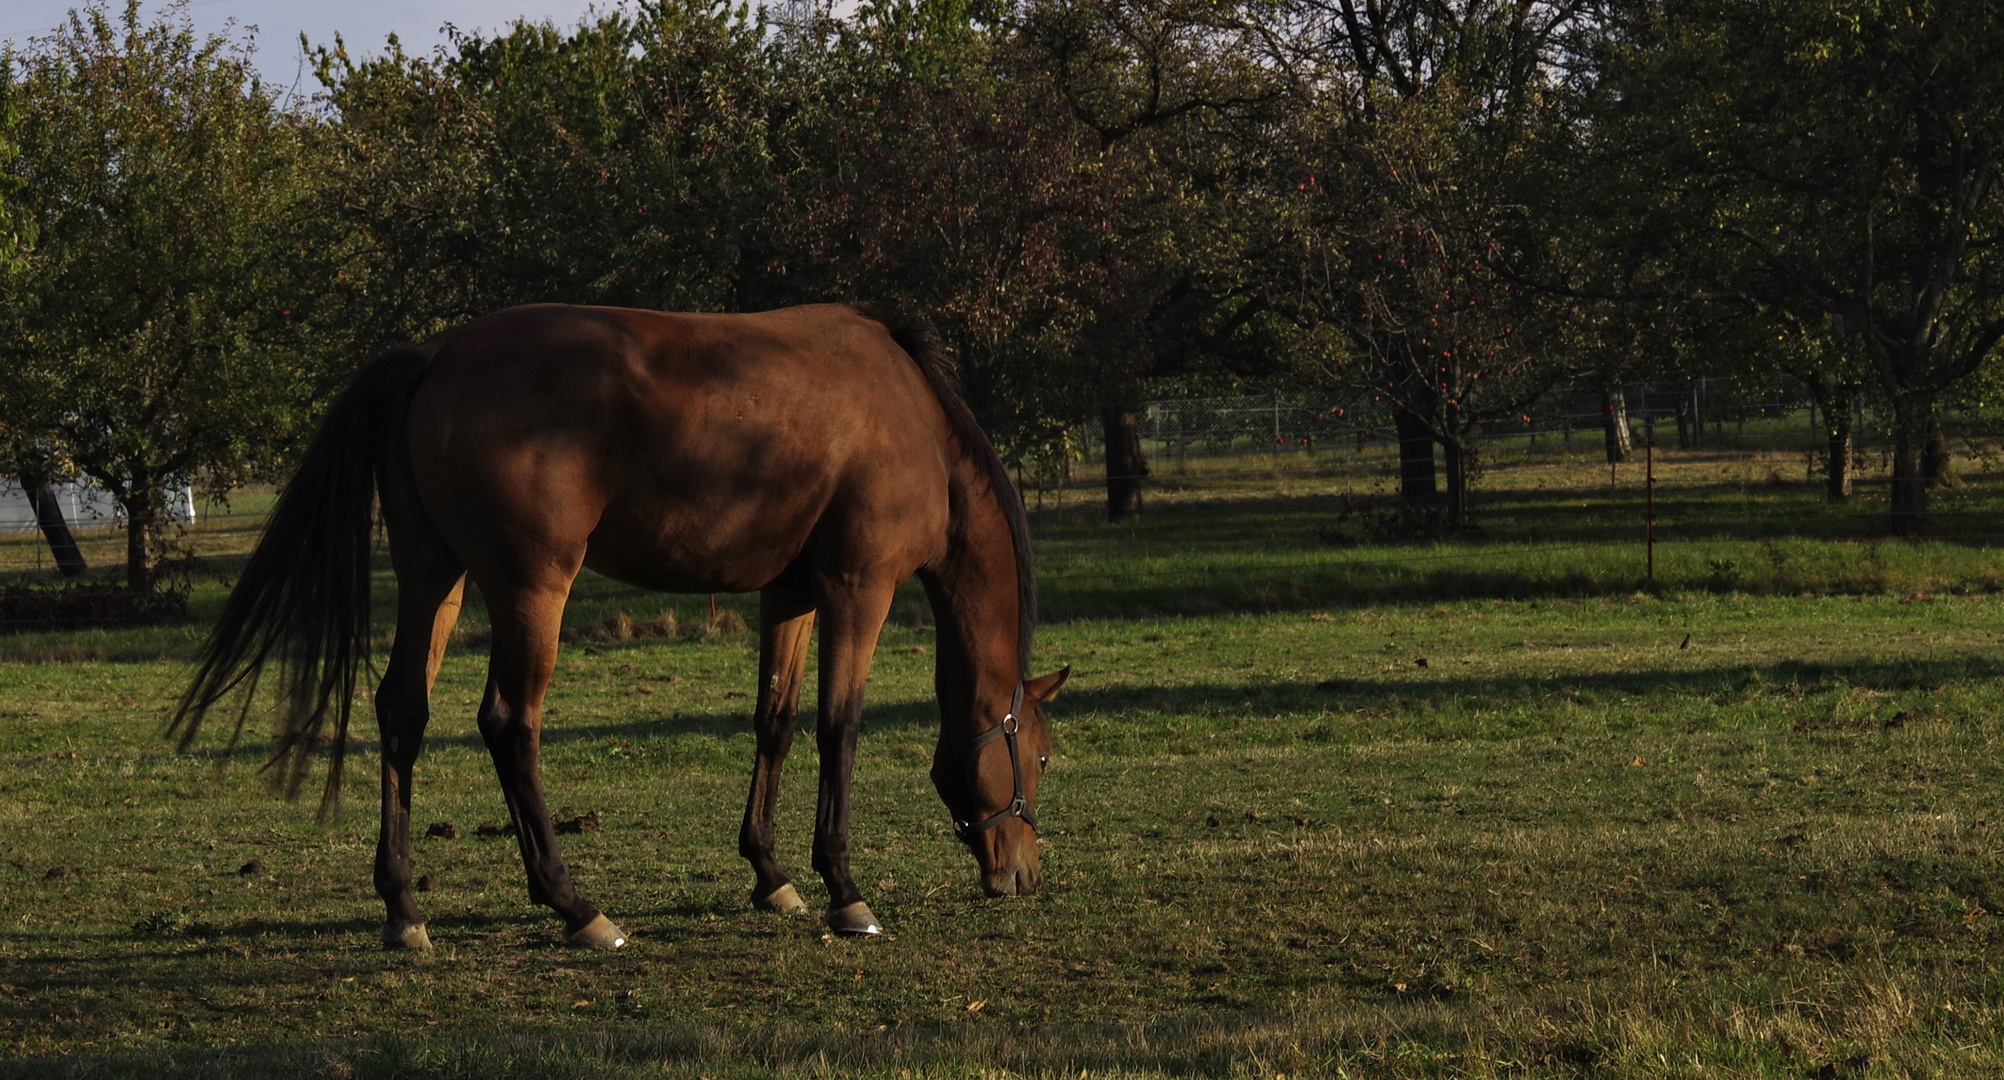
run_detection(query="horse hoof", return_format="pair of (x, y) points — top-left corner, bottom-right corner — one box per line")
(754, 882), (808, 915)
(826, 901), (882, 936)
(565, 914), (628, 949)
(381, 921), (433, 950)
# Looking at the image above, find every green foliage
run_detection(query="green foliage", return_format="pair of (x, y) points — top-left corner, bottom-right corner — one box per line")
(2, 0), (2000, 578)
(1275, 1), (1592, 523)
(0, 93), (32, 274)
(1582, 0), (2004, 524)
(0, 0), (319, 588)
(765, 0), (1114, 458)
(306, 0), (780, 350)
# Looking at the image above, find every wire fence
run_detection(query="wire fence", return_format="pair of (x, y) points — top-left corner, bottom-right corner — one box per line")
(1058, 377), (1996, 473)
(2, 376), (1999, 629)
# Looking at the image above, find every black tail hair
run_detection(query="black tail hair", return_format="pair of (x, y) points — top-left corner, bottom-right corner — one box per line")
(851, 303), (1038, 678)
(170, 347), (432, 812)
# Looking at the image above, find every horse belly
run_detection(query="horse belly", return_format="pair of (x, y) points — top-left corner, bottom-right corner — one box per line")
(580, 489), (816, 595)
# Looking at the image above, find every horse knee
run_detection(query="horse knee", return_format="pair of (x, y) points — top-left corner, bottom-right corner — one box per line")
(476, 701), (519, 745)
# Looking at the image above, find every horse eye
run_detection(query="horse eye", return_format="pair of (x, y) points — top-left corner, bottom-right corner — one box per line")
(1038, 755), (1050, 771)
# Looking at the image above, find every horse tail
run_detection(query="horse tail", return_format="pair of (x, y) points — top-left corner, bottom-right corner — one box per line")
(171, 346), (433, 812)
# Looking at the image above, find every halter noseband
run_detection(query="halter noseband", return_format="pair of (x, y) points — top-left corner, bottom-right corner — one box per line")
(936, 682), (1037, 841)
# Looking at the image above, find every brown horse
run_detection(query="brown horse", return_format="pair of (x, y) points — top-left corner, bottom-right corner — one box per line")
(173, 303), (1067, 948)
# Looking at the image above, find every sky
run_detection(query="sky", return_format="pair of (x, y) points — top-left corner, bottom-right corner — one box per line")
(1, 1), (632, 95)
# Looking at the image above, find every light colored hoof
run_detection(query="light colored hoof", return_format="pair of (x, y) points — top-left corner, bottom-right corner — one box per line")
(826, 901), (882, 936)
(754, 882), (808, 915)
(382, 921), (433, 950)
(565, 913), (628, 949)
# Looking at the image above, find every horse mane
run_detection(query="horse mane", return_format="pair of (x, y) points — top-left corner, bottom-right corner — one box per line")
(852, 303), (1036, 678)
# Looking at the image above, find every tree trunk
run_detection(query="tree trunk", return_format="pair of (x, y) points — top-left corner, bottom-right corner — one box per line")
(1826, 426), (1853, 501)
(20, 477), (89, 577)
(1887, 395), (1932, 536)
(120, 483), (162, 591)
(1101, 400), (1148, 523)
(1602, 389), (1632, 464)
(1803, 379), (1858, 502)
(1393, 404), (1437, 499)
(1688, 380), (1702, 447)
(1674, 395), (1692, 448)
(1921, 411), (1950, 487)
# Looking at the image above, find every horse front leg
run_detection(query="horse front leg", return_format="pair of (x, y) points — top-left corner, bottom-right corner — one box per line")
(477, 581), (626, 948)
(810, 581), (897, 936)
(740, 587), (815, 915)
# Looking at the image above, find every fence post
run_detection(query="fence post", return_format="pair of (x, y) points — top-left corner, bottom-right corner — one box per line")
(1645, 434), (1656, 582)
(1691, 378), (1701, 447)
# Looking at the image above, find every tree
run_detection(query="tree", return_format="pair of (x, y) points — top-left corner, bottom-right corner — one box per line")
(761, 0), (1114, 467)
(1021, 0), (1293, 521)
(1278, 0), (1587, 521)
(0, 84), (88, 576)
(0, 1), (319, 590)
(308, 0), (782, 352)
(1587, 0), (2004, 532)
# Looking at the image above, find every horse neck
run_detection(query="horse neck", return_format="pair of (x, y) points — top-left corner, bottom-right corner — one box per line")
(924, 471), (1025, 735)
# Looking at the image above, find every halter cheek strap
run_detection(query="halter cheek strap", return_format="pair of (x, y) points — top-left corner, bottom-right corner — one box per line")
(941, 682), (1036, 840)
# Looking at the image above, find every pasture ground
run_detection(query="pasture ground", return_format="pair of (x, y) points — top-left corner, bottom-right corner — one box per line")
(0, 438), (2002, 1078)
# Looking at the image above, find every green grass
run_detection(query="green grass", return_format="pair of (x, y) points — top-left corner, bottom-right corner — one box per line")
(1, 449), (2002, 1077)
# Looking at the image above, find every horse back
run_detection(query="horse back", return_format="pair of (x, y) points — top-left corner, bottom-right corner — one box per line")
(405, 303), (956, 594)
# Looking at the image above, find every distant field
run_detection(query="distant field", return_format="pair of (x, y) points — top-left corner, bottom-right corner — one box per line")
(0, 446), (2001, 1078)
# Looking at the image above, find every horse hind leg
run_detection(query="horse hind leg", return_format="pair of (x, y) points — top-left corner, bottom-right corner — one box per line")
(739, 587), (815, 915)
(374, 561), (467, 950)
(476, 578), (626, 948)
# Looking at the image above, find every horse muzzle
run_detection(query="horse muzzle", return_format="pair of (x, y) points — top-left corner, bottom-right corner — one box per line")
(980, 854), (1042, 897)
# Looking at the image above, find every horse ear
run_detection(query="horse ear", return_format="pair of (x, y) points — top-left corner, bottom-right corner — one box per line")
(1026, 664), (1071, 702)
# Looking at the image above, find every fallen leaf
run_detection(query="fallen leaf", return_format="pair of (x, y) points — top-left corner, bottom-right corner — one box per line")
(965, 999), (987, 1012)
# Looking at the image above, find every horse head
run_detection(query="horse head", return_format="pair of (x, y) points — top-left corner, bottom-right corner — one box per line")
(933, 665), (1068, 897)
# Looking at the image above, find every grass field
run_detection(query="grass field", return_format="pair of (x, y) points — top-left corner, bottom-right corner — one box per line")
(0, 441), (2002, 1077)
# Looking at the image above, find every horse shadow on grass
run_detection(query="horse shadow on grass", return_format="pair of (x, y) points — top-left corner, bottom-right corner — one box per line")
(153, 649), (2002, 775)
(1000, 651), (2004, 725)
(157, 684), (945, 768)
(523, 652), (2004, 742)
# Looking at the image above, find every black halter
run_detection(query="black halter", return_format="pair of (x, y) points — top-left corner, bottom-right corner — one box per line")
(937, 682), (1037, 841)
